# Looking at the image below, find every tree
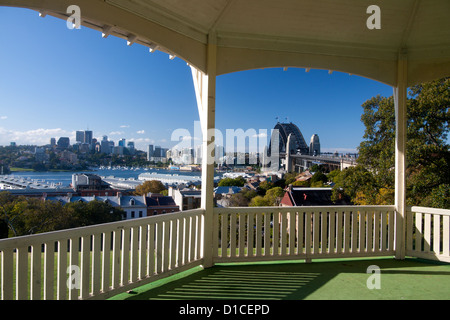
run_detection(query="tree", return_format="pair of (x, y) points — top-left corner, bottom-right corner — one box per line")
(257, 180), (274, 195)
(0, 192), (25, 237)
(335, 77), (450, 208)
(292, 180), (310, 187)
(310, 171), (328, 187)
(135, 180), (166, 195)
(264, 187), (285, 206)
(327, 170), (341, 184)
(63, 200), (124, 228)
(228, 193), (250, 207)
(15, 197), (66, 235)
(240, 188), (258, 201)
(218, 177), (246, 187)
(283, 172), (298, 185)
(331, 165), (378, 204)
(249, 196), (271, 207)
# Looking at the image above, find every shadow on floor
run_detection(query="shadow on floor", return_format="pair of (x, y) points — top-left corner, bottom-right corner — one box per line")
(118, 257), (450, 300)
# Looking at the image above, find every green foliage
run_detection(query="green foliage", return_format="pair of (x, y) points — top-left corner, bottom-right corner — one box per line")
(331, 165), (377, 204)
(420, 184), (450, 209)
(218, 177), (246, 187)
(311, 171), (328, 184)
(292, 180), (310, 187)
(310, 164), (326, 173)
(64, 200), (124, 228)
(335, 77), (450, 208)
(240, 188), (258, 200)
(228, 192), (251, 207)
(327, 170), (341, 183)
(249, 195), (271, 207)
(283, 172), (298, 185)
(257, 180), (274, 195)
(135, 180), (167, 195)
(0, 191), (124, 238)
(264, 187), (285, 206)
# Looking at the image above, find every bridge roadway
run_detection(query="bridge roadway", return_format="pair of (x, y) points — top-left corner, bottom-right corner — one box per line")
(288, 153), (357, 171)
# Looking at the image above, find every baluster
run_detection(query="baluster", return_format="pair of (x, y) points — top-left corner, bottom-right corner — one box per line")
(289, 211), (296, 255)
(44, 242), (55, 300)
(57, 240), (68, 300)
(80, 236), (90, 299)
(1, 249), (14, 300)
(102, 232), (112, 292)
(433, 215), (441, 255)
(92, 234), (102, 296)
(359, 211), (366, 253)
(30, 245), (42, 300)
(16, 246), (28, 300)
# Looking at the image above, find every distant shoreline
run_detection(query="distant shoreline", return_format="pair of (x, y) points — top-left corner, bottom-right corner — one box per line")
(8, 167), (94, 173)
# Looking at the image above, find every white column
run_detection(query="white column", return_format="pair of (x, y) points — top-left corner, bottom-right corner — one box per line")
(394, 53), (407, 260)
(191, 41), (217, 268)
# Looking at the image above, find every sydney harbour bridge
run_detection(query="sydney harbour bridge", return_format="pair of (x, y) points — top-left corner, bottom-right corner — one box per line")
(264, 122), (356, 172)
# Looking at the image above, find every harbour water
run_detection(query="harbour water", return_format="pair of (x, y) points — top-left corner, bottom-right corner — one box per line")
(7, 167), (221, 188)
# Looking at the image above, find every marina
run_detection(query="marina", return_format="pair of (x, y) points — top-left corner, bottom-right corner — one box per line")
(0, 175), (64, 189)
(0, 167), (225, 190)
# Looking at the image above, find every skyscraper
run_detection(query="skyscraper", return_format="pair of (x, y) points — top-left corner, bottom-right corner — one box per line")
(147, 145), (154, 161)
(154, 146), (162, 157)
(101, 136), (111, 154)
(57, 137), (70, 149)
(84, 130), (93, 144)
(76, 131), (84, 144)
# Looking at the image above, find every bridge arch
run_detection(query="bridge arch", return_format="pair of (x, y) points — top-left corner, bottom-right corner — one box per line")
(268, 122), (309, 156)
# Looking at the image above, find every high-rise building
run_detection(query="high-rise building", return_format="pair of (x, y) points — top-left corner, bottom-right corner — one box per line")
(154, 146), (162, 157)
(118, 139), (126, 147)
(127, 141), (135, 154)
(101, 136), (111, 154)
(84, 130), (93, 144)
(57, 137), (70, 149)
(76, 130), (93, 145)
(76, 131), (84, 144)
(147, 145), (154, 161)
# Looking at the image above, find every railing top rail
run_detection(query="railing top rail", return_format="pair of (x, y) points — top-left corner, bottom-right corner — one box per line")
(408, 206), (450, 216)
(0, 208), (205, 251)
(214, 205), (396, 214)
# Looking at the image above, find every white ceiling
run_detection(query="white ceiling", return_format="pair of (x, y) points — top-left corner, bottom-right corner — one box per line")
(2, 0), (450, 86)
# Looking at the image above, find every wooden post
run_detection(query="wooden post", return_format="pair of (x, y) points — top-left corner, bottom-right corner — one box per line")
(191, 39), (217, 268)
(394, 52), (407, 260)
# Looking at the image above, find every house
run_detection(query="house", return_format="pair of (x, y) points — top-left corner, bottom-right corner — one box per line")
(214, 186), (242, 207)
(117, 195), (148, 219)
(43, 193), (179, 219)
(71, 173), (110, 191)
(146, 193), (179, 215)
(295, 171), (313, 182)
(281, 186), (350, 206)
(168, 187), (202, 211)
(43, 193), (148, 220)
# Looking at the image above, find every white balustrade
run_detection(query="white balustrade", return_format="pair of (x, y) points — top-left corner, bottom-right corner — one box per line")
(0, 209), (204, 300)
(213, 206), (397, 263)
(1, 204), (449, 300)
(406, 206), (450, 263)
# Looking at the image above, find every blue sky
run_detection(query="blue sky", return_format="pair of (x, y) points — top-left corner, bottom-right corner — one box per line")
(0, 7), (394, 153)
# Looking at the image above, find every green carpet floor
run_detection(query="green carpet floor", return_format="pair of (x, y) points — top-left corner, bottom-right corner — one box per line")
(110, 257), (450, 300)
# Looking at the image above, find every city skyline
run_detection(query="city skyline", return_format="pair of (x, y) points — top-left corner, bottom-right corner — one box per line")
(0, 7), (394, 154)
